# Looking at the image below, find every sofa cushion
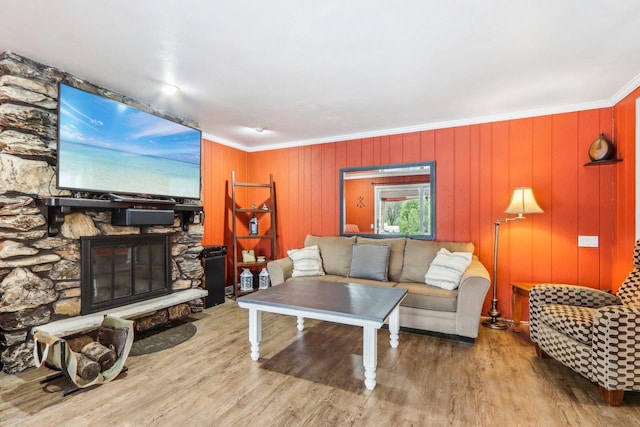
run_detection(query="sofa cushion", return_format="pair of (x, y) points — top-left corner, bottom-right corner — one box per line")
(348, 244), (391, 281)
(540, 304), (595, 345)
(296, 275), (396, 287)
(305, 235), (356, 276)
(287, 245), (325, 277)
(400, 239), (475, 283)
(356, 237), (407, 282)
(425, 248), (472, 290)
(395, 282), (458, 312)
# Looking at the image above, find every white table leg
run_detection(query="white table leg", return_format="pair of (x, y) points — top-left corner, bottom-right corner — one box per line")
(363, 326), (377, 390)
(389, 305), (400, 348)
(248, 308), (262, 361)
(297, 316), (304, 331)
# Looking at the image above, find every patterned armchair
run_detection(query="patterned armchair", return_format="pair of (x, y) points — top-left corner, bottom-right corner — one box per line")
(529, 240), (640, 406)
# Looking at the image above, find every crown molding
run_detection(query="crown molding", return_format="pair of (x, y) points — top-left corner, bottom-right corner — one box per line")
(204, 77), (640, 153)
(609, 71), (640, 105)
(201, 132), (248, 151)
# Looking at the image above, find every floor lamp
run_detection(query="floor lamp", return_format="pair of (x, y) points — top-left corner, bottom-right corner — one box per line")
(482, 187), (543, 330)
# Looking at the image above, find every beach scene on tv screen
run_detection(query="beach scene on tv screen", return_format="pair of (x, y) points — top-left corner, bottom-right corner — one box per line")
(57, 84), (201, 199)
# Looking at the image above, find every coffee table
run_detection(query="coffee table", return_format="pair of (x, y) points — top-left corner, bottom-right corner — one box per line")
(236, 278), (408, 390)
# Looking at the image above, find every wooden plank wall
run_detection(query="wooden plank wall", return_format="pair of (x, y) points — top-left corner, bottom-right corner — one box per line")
(344, 178), (373, 233)
(201, 139), (248, 283)
(612, 86), (640, 290)
(202, 106), (631, 320)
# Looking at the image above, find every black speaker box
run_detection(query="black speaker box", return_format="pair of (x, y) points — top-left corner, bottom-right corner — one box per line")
(202, 255), (226, 307)
(112, 208), (175, 226)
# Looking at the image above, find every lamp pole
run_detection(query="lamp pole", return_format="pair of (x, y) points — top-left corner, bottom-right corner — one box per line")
(482, 215), (523, 330)
(482, 187), (543, 330)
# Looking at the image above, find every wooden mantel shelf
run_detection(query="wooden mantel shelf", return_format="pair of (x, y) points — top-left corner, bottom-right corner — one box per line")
(42, 196), (203, 211)
(41, 197), (203, 236)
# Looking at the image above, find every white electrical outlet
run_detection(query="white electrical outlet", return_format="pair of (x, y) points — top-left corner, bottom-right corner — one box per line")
(578, 236), (599, 247)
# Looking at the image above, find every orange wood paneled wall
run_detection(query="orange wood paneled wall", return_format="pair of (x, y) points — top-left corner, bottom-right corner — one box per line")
(242, 109), (616, 320)
(344, 178), (374, 233)
(201, 138), (248, 284)
(612, 87), (640, 290)
(202, 103), (638, 320)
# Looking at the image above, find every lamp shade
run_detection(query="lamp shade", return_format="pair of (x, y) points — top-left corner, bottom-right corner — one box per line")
(504, 187), (543, 215)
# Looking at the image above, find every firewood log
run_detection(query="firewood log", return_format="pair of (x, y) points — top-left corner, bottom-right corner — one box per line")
(81, 342), (117, 371)
(66, 335), (94, 353)
(76, 353), (101, 381)
(97, 326), (128, 357)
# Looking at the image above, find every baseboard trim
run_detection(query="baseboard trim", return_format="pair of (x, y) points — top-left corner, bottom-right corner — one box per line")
(381, 324), (475, 343)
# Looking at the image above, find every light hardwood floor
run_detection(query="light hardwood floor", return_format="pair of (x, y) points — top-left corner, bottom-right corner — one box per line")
(1, 300), (639, 427)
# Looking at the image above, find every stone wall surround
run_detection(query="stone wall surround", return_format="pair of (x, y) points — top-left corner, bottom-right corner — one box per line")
(0, 51), (205, 374)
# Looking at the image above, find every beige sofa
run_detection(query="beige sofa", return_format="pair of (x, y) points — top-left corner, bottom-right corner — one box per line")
(267, 235), (491, 340)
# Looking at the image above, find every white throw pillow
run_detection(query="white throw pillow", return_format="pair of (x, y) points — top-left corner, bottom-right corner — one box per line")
(424, 248), (472, 290)
(287, 245), (325, 277)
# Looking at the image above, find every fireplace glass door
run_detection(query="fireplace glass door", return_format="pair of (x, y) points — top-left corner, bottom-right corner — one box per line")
(81, 234), (171, 314)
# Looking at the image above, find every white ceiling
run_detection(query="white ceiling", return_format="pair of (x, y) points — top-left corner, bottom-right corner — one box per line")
(2, 1), (640, 152)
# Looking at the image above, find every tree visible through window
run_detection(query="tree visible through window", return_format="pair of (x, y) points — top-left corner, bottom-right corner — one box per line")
(399, 199), (420, 234)
(374, 184), (431, 235)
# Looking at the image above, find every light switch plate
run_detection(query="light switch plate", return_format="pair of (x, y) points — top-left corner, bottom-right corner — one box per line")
(578, 235), (599, 247)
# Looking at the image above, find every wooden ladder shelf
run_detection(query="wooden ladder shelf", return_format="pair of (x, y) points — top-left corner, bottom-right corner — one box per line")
(230, 171), (277, 298)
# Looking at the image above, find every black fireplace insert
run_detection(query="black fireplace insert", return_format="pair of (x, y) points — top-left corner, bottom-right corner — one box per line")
(80, 234), (172, 315)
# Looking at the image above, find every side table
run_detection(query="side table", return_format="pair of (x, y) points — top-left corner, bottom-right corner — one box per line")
(510, 281), (536, 332)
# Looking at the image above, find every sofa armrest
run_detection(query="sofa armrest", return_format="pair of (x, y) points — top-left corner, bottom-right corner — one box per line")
(592, 304), (640, 390)
(267, 257), (293, 285)
(454, 259), (491, 337)
(529, 284), (621, 344)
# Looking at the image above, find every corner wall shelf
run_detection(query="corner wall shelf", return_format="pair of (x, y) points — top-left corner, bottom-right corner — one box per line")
(584, 159), (623, 166)
(41, 197), (203, 236)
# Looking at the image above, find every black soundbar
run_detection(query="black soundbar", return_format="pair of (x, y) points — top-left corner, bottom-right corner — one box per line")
(112, 208), (175, 226)
(107, 193), (176, 205)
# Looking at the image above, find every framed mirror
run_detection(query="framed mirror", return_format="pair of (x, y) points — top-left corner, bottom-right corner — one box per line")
(339, 161), (435, 239)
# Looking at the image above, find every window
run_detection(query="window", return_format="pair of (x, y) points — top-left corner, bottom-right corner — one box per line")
(374, 184), (431, 235)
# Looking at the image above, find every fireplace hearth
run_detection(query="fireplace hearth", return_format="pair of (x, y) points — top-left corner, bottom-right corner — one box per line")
(80, 234), (172, 315)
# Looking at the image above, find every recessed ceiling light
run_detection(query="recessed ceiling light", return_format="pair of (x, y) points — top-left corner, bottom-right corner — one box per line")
(163, 84), (179, 95)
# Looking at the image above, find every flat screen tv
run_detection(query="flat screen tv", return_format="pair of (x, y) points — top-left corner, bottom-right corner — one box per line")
(57, 83), (202, 200)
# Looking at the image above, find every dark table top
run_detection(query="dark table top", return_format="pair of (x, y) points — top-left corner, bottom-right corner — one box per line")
(237, 278), (407, 323)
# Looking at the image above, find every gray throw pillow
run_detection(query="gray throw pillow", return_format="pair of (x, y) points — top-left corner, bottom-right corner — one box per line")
(348, 244), (391, 281)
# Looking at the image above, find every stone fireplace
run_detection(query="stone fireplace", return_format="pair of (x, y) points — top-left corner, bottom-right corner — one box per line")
(0, 52), (205, 374)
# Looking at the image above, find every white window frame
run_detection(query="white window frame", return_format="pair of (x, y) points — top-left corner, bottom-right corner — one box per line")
(374, 184), (431, 235)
